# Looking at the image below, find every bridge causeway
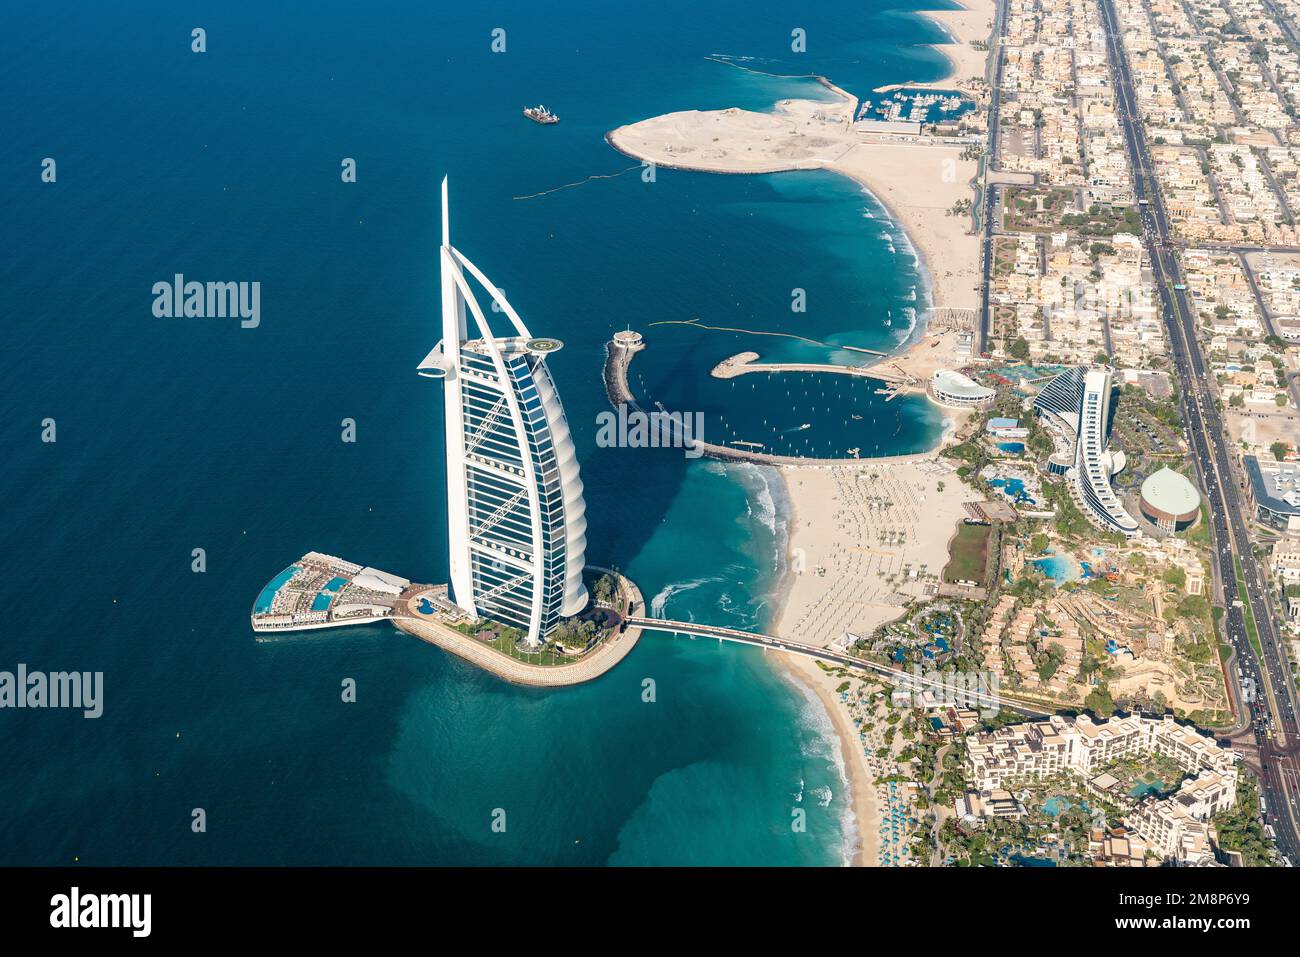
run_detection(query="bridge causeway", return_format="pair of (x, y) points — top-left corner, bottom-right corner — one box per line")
(627, 616), (1048, 717)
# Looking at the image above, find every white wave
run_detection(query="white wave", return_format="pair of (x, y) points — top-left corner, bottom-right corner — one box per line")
(649, 575), (721, 618)
(895, 305), (918, 344)
(784, 674), (863, 867)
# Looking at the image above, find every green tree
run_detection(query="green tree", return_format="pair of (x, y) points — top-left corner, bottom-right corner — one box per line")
(1084, 684), (1117, 718)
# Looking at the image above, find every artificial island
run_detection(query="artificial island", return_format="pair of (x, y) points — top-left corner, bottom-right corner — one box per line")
(250, 180), (644, 686)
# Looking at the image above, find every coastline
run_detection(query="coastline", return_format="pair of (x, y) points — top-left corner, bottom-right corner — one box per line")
(874, 0), (996, 93)
(769, 1), (993, 868)
(605, 0), (995, 865)
(644, 1), (987, 868)
(775, 652), (878, 867)
(760, 471), (872, 867)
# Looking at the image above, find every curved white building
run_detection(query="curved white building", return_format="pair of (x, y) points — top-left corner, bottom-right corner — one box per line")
(1076, 368), (1138, 537)
(418, 179), (587, 645)
(1033, 367), (1138, 538)
(928, 369), (996, 408)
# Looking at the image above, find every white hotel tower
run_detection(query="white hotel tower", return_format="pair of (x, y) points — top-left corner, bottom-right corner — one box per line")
(418, 179), (588, 645)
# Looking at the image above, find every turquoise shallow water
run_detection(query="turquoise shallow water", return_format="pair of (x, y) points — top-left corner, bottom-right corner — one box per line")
(0, 0), (957, 864)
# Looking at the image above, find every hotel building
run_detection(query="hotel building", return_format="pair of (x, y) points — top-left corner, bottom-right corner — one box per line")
(1034, 366), (1139, 538)
(965, 714), (1237, 865)
(418, 179), (588, 645)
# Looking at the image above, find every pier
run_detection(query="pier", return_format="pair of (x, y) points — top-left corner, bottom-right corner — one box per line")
(710, 351), (916, 387)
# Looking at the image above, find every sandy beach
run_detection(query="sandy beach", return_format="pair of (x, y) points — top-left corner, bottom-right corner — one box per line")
(773, 458), (981, 644)
(606, 2), (996, 864)
(758, 455), (982, 867)
(608, 97), (983, 314)
(876, 0), (997, 92)
(606, 0), (995, 323)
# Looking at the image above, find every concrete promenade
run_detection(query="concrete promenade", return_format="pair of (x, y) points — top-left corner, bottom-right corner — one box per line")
(710, 351), (916, 387)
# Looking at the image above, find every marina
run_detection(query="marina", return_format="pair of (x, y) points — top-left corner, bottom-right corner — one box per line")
(604, 333), (945, 465)
(855, 89), (972, 125)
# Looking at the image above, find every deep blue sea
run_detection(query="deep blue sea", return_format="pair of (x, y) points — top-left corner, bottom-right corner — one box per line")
(0, 0), (955, 865)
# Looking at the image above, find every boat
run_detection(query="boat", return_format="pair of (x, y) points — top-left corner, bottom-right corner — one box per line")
(523, 104), (559, 124)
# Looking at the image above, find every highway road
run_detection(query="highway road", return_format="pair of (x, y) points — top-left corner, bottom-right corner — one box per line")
(977, 0), (1008, 356)
(1101, 0), (1300, 863)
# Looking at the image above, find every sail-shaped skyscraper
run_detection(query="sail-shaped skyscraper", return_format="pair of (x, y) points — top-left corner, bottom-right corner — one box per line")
(418, 179), (588, 646)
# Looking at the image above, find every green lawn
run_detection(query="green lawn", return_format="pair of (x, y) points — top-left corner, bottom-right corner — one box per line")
(943, 523), (992, 584)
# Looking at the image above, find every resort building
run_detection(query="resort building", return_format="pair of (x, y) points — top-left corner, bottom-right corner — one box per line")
(251, 553), (412, 632)
(1244, 456), (1300, 533)
(964, 713), (1237, 865)
(1032, 365), (1087, 435)
(1033, 367), (1138, 538)
(1138, 467), (1201, 533)
(928, 369), (996, 408)
(1075, 368), (1138, 537)
(419, 179), (588, 645)
(957, 789), (1027, 820)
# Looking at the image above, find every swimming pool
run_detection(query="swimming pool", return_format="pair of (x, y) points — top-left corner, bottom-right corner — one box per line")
(1041, 795), (1088, 816)
(989, 477), (1035, 505)
(1129, 780), (1166, 799)
(310, 576), (349, 612)
(1031, 549), (1083, 585)
(254, 565), (300, 613)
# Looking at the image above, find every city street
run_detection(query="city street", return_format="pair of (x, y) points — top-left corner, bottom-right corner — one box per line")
(1100, 0), (1300, 863)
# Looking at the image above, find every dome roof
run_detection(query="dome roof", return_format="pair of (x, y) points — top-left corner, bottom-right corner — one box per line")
(1140, 467), (1200, 517)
